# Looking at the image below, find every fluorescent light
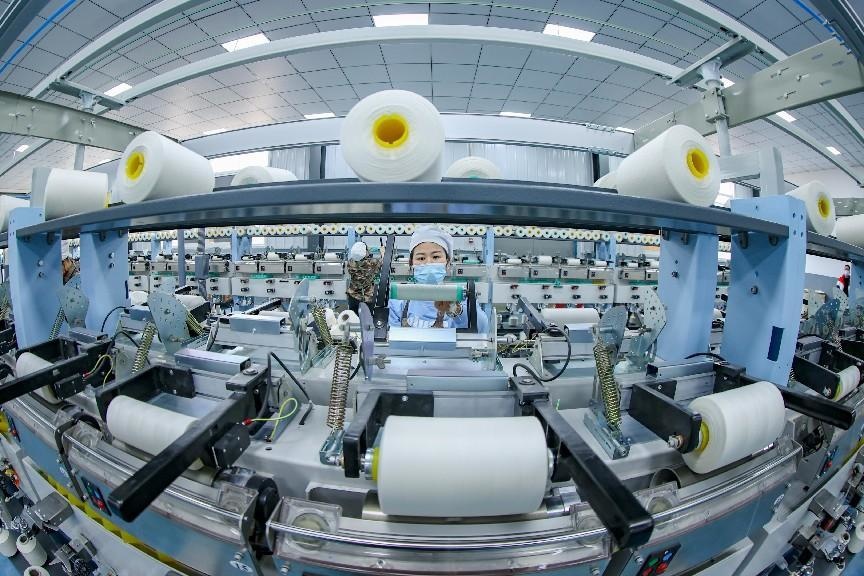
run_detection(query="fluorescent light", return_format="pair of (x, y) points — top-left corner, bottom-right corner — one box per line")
(720, 77), (734, 87)
(105, 83), (131, 97)
(14, 144), (28, 153)
(543, 23), (595, 42)
(203, 128), (227, 135)
(373, 13), (428, 27)
(775, 111), (796, 123)
(221, 33), (269, 52)
(827, 146), (842, 155)
(500, 111), (532, 118)
(615, 127), (636, 133)
(303, 112), (336, 120)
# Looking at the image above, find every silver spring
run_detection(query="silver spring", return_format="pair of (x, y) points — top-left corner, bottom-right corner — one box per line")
(312, 305), (332, 346)
(132, 322), (156, 373)
(49, 309), (65, 340)
(326, 343), (353, 430)
(594, 342), (622, 430)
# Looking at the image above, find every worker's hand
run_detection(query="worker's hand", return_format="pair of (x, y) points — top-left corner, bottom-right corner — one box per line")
(434, 301), (450, 314)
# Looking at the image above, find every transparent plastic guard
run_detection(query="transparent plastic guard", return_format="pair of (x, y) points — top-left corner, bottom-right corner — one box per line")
(273, 497), (609, 574)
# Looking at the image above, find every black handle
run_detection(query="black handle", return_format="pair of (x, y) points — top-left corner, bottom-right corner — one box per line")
(779, 387), (855, 430)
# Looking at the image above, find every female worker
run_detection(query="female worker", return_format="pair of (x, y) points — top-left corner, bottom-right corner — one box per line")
(388, 227), (488, 331)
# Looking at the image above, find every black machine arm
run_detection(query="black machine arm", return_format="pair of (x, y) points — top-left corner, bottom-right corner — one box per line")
(371, 235), (396, 341)
(343, 384), (653, 552)
(629, 380), (702, 453)
(0, 336), (111, 405)
(97, 364), (268, 522)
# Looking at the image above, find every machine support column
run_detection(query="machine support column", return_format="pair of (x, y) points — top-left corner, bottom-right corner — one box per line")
(656, 231), (718, 361)
(722, 196), (806, 383)
(8, 207), (61, 347)
(80, 230), (129, 333)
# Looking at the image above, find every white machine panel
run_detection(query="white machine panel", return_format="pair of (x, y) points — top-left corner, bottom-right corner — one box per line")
(614, 284), (657, 305)
(129, 274), (149, 291)
(150, 275), (178, 293)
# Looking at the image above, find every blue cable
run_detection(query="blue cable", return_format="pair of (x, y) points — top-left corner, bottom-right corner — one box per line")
(791, 0), (845, 45)
(0, 0), (79, 79)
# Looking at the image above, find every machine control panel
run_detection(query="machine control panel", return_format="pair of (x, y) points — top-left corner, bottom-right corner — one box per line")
(637, 544), (679, 576)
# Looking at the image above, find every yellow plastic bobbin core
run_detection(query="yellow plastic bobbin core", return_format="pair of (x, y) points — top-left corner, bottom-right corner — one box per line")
(696, 422), (710, 452)
(125, 151), (145, 181)
(686, 147), (709, 180)
(818, 195), (831, 219)
(373, 114), (409, 148)
(370, 447), (380, 482)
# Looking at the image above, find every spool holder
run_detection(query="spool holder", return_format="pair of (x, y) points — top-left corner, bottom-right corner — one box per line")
(95, 363), (268, 522)
(792, 336), (863, 400)
(0, 335), (111, 404)
(628, 379), (703, 454)
(342, 384), (654, 553)
(650, 359), (856, 431)
(0, 318), (16, 361)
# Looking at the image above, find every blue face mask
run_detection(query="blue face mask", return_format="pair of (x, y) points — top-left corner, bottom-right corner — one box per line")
(413, 263), (447, 284)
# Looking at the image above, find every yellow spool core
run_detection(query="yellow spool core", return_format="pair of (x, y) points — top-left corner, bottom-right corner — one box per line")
(125, 151), (145, 181)
(373, 114), (409, 148)
(686, 147), (709, 180)
(696, 422), (710, 452)
(370, 447), (380, 481)
(818, 194), (831, 219)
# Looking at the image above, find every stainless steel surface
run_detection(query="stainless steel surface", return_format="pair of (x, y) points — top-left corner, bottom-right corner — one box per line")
(174, 347), (251, 375)
(229, 313), (284, 335)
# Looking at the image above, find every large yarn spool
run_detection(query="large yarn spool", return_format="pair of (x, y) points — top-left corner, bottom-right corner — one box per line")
(834, 214), (864, 247)
(230, 166), (298, 186)
(682, 381), (786, 474)
(540, 307), (600, 325)
(340, 90), (445, 182)
(786, 181), (836, 236)
(444, 156), (501, 179)
(616, 125), (720, 206)
(40, 168), (109, 219)
(375, 416), (549, 517)
(0, 196), (29, 232)
(106, 396), (203, 470)
(15, 353), (60, 404)
(15, 534), (46, 567)
(593, 170), (617, 189)
(0, 529), (15, 557)
(115, 131), (214, 204)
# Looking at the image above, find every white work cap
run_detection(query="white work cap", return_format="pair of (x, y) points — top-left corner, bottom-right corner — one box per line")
(410, 226), (453, 259)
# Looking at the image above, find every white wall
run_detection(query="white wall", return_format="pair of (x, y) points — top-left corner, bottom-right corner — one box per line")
(787, 169), (864, 198)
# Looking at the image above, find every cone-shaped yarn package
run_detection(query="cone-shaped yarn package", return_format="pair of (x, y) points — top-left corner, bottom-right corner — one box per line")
(115, 131), (214, 203)
(340, 90), (444, 182)
(0, 529), (15, 557)
(0, 196), (28, 232)
(15, 353), (60, 404)
(42, 169), (108, 219)
(16, 535), (45, 567)
(230, 166), (297, 186)
(107, 395), (203, 470)
(683, 381), (786, 474)
(616, 125), (720, 206)
(594, 170), (617, 189)
(787, 181), (835, 236)
(376, 416), (549, 517)
(444, 156), (501, 179)
(834, 214), (864, 247)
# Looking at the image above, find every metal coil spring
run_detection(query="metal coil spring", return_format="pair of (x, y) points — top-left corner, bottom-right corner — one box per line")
(133, 322), (157, 373)
(312, 305), (332, 346)
(185, 311), (203, 337)
(326, 343), (353, 430)
(49, 309), (66, 340)
(593, 342), (621, 430)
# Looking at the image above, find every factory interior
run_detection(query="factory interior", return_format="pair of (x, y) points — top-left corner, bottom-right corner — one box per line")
(6, 0), (864, 575)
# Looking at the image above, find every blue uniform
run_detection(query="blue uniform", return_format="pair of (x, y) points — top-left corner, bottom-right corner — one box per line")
(388, 298), (489, 332)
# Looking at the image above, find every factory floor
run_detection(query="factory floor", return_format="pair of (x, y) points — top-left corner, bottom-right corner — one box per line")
(0, 559), (14, 576)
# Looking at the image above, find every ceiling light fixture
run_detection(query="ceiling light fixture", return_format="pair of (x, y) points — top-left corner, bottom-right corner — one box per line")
(543, 23), (596, 42)
(221, 33), (270, 52)
(14, 144), (28, 153)
(373, 14), (428, 27)
(500, 111), (531, 118)
(827, 146), (842, 155)
(303, 112), (336, 119)
(615, 127), (636, 133)
(203, 128), (227, 135)
(775, 111), (796, 122)
(105, 83), (131, 97)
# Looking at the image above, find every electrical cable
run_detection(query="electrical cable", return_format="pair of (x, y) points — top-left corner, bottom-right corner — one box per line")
(100, 305), (127, 333)
(113, 331), (139, 348)
(684, 351), (727, 362)
(269, 352), (311, 404)
(512, 325), (571, 382)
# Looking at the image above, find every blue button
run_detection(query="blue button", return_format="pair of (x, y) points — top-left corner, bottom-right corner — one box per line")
(663, 551), (673, 562)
